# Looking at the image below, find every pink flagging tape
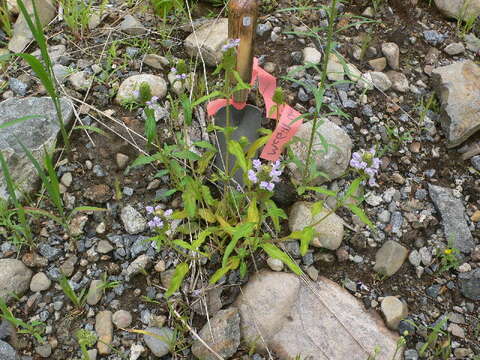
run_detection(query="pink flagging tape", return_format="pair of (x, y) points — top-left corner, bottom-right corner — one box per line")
(207, 58), (303, 161)
(260, 105), (302, 161)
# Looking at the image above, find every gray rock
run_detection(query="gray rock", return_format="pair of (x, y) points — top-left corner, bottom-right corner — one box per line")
(444, 42), (465, 55)
(386, 71), (409, 93)
(408, 250), (421, 267)
(0, 340), (18, 360)
(68, 71), (91, 92)
(288, 119), (352, 184)
(303, 47), (322, 65)
(60, 255), (77, 277)
(95, 311), (113, 355)
(184, 18), (228, 66)
(8, 0), (56, 53)
(235, 270), (401, 359)
(267, 257), (284, 272)
(378, 210), (391, 224)
(370, 71), (392, 91)
(125, 255), (151, 277)
(120, 205), (147, 234)
(432, 60), (480, 147)
(471, 155), (480, 171)
(458, 269), (480, 300)
(0, 259), (32, 302)
(373, 240), (408, 277)
(256, 21), (272, 36)
(143, 54), (169, 69)
(0, 97), (73, 201)
(96, 240), (113, 254)
(112, 310), (132, 329)
(289, 201), (344, 250)
(381, 296), (408, 330)
(9, 78), (28, 96)
(404, 349), (419, 360)
(143, 327), (174, 357)
(116, 74), (167, 104)
(86, 279), (103, 306)
(35, 344), (52, 358)
(192, 308), (240, 360)
(428, 184), (474, 253)
(390, 211), (403, 234)
(119, 15), (146, 35)
(465, 33), (480, 52)
(381, 42), (400, 70)
(423, 30), (446, 45)
(434, 0), (480, 19)
(29, 272), (51, 292)
(326, 54), (345, 81)
(31, 44), (67, 64)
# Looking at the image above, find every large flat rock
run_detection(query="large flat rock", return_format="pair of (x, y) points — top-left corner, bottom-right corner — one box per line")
(0, 97), (73, 200)
(432, 61), (480, 148)
(184, 18), (228, 67)
(235, 271), (401, 359)
(434, 0), (480, 19)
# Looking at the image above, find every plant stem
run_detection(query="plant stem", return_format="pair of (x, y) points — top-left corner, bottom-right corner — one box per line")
(303, 0), (338, 183)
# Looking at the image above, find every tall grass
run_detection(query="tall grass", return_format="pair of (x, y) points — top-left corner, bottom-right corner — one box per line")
(1, 0), (70, 149)
(60, 0), (94, 38)
(0, 0), (12, 37)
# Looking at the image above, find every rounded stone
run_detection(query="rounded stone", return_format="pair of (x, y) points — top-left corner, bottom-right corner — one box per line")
(266, 257), (284, 272)
(0, 259), (32, 301)
(381, 296), (408, 330)
(30, 272), (51, 292)
(112, 310), (133, 329)
(303, 47), (322, 65)
(143, 327), (174, 357)
(116, 74), (167, 104)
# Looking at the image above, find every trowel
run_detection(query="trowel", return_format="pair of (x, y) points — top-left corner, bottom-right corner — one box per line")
(214, 0), (262, 185)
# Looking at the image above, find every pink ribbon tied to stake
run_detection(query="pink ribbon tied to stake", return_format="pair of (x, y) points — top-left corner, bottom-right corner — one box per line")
(207, 58), (303, 162)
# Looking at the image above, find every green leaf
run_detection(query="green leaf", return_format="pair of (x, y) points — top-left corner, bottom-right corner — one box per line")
(299, 226), (314, 256)
(200, 185), (216, 206)
(311, 201), (324, 217)
(260, 243), (302, 275)
(227, 140), (247, 173)
(14, 54), (55, 98)
(265, 199), (287, 232)
(70, 206), (106, 215)
(0, 115), (44, 130)
(343, 177), (363, 202)
(304, 186), (338, 197)
(173, 150), (201, 161)
(246, 134), (270, 159)
(246, 198), (259, 224)
(222, 222), (256, 267)
(192, 227), (218, 250)
(345, 203), (374, 229)
(129, 154), (160, 168)
(210, 257), (240, 284)
(72, 125), (107, 136)
(164, 262), (189, 298)
(193, 141), (216, 152)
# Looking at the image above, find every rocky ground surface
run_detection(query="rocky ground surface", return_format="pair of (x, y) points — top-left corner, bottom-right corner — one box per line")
(0, 0), (479, 359)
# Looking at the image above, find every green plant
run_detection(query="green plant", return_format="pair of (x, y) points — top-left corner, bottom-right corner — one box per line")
(0, 151), (33, 247)
(97, 273), (121, 293)
(419, 317), (451, 359)
(456, 0), (478, 36)
(60, 0), (94, 38)
(0, 0), (12, 37)
(0, 297), (45, 343)
(59, 275), (87, 308)
(437, 240), (460, 273)
(14, 0), (69, 148)
(150, 0), (184, 19)
(371, 0), (383, 12)
(75, 329), (97, 360)
(417, 92), (439, 125)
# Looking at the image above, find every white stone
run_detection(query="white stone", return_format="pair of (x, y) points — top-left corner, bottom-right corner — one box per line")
(303, 47), (322, 65)
(381, 296), (408, 330)
(267, 257), (284, 271)
(381, 42), (400, 70)
(184, 18), (228, 66)
(116, 74), (167, 105)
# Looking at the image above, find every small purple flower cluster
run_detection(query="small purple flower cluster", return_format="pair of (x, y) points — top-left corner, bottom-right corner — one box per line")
(350, 148), (381, 186)
(146, 206), (173, 230)
(247, 159), (282, 192)
(222, 38), (240, 52)
(171, 67), (187, 80)
(145, 96), (159, 108)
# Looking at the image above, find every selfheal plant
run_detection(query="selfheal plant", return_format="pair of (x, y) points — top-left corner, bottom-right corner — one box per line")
(247, 159), (283, 192)
(146, 206), (175, 250)
(350, 148), (381, 186)
(222, 38), (240, 52)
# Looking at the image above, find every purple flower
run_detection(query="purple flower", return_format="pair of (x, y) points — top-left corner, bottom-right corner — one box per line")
(222, 38), (240, 52)
(148, 216), (164, 229)
(365, 167), (377, 177)
(171, 67), (177, 73)
(164, 209), (173, 217)
(260, 181), (275, 191)
(270, 168), (282, 183)
(372, 157), (381, 169)
(272, 160), (281, 170)
(248, 169), (258, 183)
(145, 206), (154, 214)
(145, 96), (159, 107)
(252, 159), (262, 170)
(368, 177), (377, 186)
(155, 205), (162, 212)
